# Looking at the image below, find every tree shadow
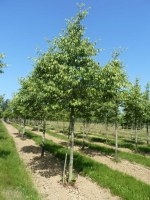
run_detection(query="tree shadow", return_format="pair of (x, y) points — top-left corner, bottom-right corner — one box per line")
(13, 132), (21, 137)
(0, 150), (10, 158)
(0, 135), (7, 140)
(20, 145), (63, 178)
(60, 141), (68, 146)
(79, 144), (115, 157)
(79, 147), (104, 157)
(13, 132), (28, 140)
(21, 145), (40, 154)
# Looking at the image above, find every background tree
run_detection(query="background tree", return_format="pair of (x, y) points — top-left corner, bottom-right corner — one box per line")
(100, 50), (128, 160)
(124, 78), (144, 150)
(143, 82), (150, 145)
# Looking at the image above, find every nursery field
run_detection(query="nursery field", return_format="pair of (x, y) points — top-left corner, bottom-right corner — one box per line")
(5, 120), (150, 200)
(1, 3), (150, 200)
(46, 120), (149, 143)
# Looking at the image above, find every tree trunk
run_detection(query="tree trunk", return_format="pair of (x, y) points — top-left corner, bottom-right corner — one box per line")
(19, 119), (22, 134)
(62, 120), (65, 134)
(62, 138), (70, 184)
(22, 118), (26, 138)
(81, 121), (86, 150)
(130, 124), (133, 140)
(115, 107), (118, 162)
(68, 106), (75, 183)
(146, 122), (149, 145)
(115, 119), (118, 161)
(38, 120), (40, 132)
(105, 115), (108, 143)
(135, 123), (138, 151)
(62, 121), (71, 184)
(41, 119), (46, 157)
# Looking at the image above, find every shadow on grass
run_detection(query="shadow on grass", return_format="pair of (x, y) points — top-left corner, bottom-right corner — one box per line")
(138, 146), (150, 154)
(90, 137), (107, 143)
(0, 135), (7, 140)
(0, 150), (10, 158)
(123, 138), (144, 145)
(80, 144), (115, 156)
(60, 141), (68, 146)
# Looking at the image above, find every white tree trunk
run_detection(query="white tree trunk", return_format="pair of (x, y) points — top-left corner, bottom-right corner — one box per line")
(68, 107), (75, 183)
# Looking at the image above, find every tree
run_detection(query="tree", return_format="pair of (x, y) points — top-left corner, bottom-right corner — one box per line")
(52, 7), (101, 182)
(0, 96), (4, 118)
(143, 83), (150, 145)
(100, 50), (128, 160)
(124, 78), (144, 150)
(0, 53), (6, 73)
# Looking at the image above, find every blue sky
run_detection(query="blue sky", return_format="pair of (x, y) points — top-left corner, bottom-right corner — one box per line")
(0, 0), (150, 99)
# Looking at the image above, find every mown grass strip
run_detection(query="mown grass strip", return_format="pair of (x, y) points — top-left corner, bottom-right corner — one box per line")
(45, 129), (150, 168)
(13, 123), (150, 200)
(0, 121), (41, 200)
(89, 134), (150, 154)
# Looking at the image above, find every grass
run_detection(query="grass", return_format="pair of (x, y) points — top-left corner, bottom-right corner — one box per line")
(13, 123), (150, 200)
(0, 121), (41, 200)
(89, 135), (150, 154)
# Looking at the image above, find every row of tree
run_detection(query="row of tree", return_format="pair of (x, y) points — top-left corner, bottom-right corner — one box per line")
(1, 7), (150, 183)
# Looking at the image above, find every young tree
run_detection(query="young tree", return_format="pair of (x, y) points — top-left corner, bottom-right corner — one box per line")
(143, 83), (150, 145)
(124, 79), (144, 150)
(100, 50), (128, 160)
(53, 8), (101, 182)
(0, 96), (4, 118)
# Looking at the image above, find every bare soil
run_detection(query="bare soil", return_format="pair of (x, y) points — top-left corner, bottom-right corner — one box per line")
(3, 122), (120, 200)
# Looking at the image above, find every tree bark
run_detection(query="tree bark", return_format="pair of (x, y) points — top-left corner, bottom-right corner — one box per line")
(19, 118), (22, 134)
(135, 123), (138, 151)
(41, 119), (46, 157)
(115, 108), (118, 162)
(62, 138), (70, 184)
(38, 120), (40, 132)
(130, 124), (133, 140)
(115, 119), (118, 161)
(146, 122), (149, 145)
(81, 121), (86, 150)
(22, 118), (26, 138)
(68, 106), (75, 183)
(105, 114), (108, 143)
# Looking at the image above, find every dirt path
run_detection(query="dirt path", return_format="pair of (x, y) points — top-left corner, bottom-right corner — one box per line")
(3, 122), (120, 200)
(26, 126), (150, 185)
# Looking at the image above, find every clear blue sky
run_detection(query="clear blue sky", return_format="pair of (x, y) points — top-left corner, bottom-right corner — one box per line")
(0, 0), (150, 99)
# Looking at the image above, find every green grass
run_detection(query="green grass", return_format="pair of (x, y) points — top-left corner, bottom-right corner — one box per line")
(90, 135), (150, 153)
(0, 121), (41, 200)
(13, 123), (150, 200)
